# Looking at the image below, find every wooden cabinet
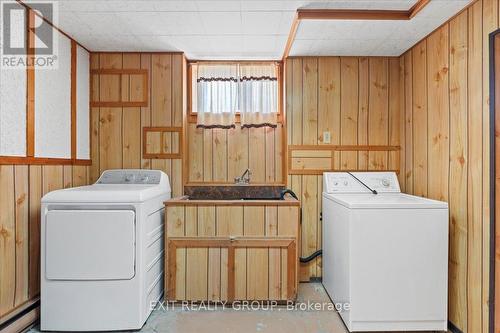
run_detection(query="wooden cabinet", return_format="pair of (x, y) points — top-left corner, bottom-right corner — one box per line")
(164, 201), (300, 302)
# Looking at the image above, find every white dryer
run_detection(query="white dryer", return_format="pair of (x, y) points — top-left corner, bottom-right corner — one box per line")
(322, 172), (448, 332)
(41, 169), (171, 331)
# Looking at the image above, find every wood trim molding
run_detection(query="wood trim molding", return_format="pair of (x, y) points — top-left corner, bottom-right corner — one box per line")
(282, 0), (432, 59)
(288, 145), (401, 175)
(296, 9), (410, 21)
(0, 156), (92, 165)
(143, 127), (183, 159)
(71, 41), (77, 160)
(408, 0), (431, 19)
(26, 9), (35, 157)
(0, 156), (91, 166)
(16, 0), (90, 52)
(90, 69), (149, 107)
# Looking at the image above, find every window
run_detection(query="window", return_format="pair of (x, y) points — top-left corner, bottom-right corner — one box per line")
(189, 62), (281, 129)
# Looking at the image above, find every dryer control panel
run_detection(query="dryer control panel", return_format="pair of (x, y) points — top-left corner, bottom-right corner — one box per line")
(323, 172), (401, 193)
(96, 170), (163, 185)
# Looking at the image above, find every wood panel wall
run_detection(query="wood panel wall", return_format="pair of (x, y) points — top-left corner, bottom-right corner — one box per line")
(0, 165), (88, 319)
(89, 53), (185, 197)
(186, 124), (284, 184)
(400, 1), (498, 332)
(285, 56), (403, 281)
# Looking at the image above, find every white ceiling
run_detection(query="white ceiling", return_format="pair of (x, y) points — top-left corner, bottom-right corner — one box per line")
(25, 0), (473, 59)
(292, 0), (473, 56)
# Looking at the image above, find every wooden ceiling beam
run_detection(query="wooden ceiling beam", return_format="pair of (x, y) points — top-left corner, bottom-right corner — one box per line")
(296, 9), (409, 21)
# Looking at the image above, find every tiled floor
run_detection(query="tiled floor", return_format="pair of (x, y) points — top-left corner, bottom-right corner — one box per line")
(30, 283), (350, 333)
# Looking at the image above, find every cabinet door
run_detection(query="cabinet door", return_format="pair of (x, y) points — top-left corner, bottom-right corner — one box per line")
(165, 237), (297, 302)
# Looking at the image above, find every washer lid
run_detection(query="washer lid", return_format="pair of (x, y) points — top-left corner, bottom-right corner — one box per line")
(323, 193), (448, 209)
(41, 184), (169, 203)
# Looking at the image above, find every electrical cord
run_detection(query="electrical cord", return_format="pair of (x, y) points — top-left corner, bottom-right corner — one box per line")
(346, 171), (378, 195)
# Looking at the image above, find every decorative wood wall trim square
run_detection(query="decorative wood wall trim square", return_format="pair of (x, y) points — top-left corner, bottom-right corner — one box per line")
(288, 145), (401, 175)
(90, 68), (148, 107)
(143, 127), (183, 159)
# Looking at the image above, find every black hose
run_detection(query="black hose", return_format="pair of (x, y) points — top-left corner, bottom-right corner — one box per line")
(280, 188), (321, 263)
(280, 189), (299, 200)
(300, 250), (322, 263)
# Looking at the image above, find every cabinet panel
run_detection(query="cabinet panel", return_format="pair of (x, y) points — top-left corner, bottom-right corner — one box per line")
(165, 203), (300, 302)
(166, 237), (297, 302)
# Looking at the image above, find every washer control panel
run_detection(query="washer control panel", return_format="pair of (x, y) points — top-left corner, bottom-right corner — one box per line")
(96, 170), (162, 185)
(323, 172), (401, 193)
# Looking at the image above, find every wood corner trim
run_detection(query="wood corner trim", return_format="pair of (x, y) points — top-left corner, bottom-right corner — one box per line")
(26, 8), (35, 157)
(71, 41), (77, 160)
(282, 0), (432, 60)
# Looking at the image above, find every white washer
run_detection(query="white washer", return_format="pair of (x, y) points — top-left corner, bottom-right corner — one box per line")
(322, 172), (448, 332)
(41, 169), (171, 331)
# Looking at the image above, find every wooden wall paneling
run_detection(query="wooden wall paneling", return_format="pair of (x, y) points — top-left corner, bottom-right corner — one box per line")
(171, 54), (184, 197)
(340, 57), (359, 170)
(482, 2), (497, 332)
(249, 128), (266, 182)
(89, 54), (100, 183)
(217, 206), (244, 300)
(72, 165), (88, 186)
(203, 129), (213, 182)
(277, 206), (299, 298)
(227, 128), (245, 182)
(214, 129), (229, 182)
(151, 54), (172, 180)
(302, 58), (318, 146)
(122, 54), (142, 169)
(358, 57), (369, 170)
(412, 41), (428, 196)
(188, 124), (203, 182)
(301, 174), (318, 280)
(98, 54), (123, 172)
(0, 166), (16, 316)
(368, 58), (389, 171)
(318, 57), (341, 170)
(285, 59), (293, 186)
(403, 52), (414, 193)
(427, 25), (450, 203)
(28, 165), (41, 298)
(388, 58), (402, 186)
(244, 206), (268, 300)
(265, 206), (281, 298)
(301, 59), (319, 281)
(495, 30), (500, 333)
(449, 11), (468, 330)
(166, 206), (185, 299)
(42, 166), (63, 195)
(14, 166), (29, 307)
(63, 165), (73, 188)
(185, 206), (211, 300)
(265, 127), (276, 182)
(467, 2), (484, 332)
(140, 54), (152, 169)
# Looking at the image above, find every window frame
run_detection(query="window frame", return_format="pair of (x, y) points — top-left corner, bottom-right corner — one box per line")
(187, 60), (283, 124)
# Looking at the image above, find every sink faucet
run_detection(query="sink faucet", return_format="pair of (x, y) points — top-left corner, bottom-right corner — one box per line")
(234, 169), (251, 185)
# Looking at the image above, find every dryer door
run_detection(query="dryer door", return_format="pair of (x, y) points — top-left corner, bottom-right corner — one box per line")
(45, 210), (135, 280)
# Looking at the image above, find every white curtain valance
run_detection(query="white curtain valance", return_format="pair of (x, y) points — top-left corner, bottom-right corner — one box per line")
(195, 63), (278, 129)
(196, 64), (238, 128)
(239, 64), (278, 128)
